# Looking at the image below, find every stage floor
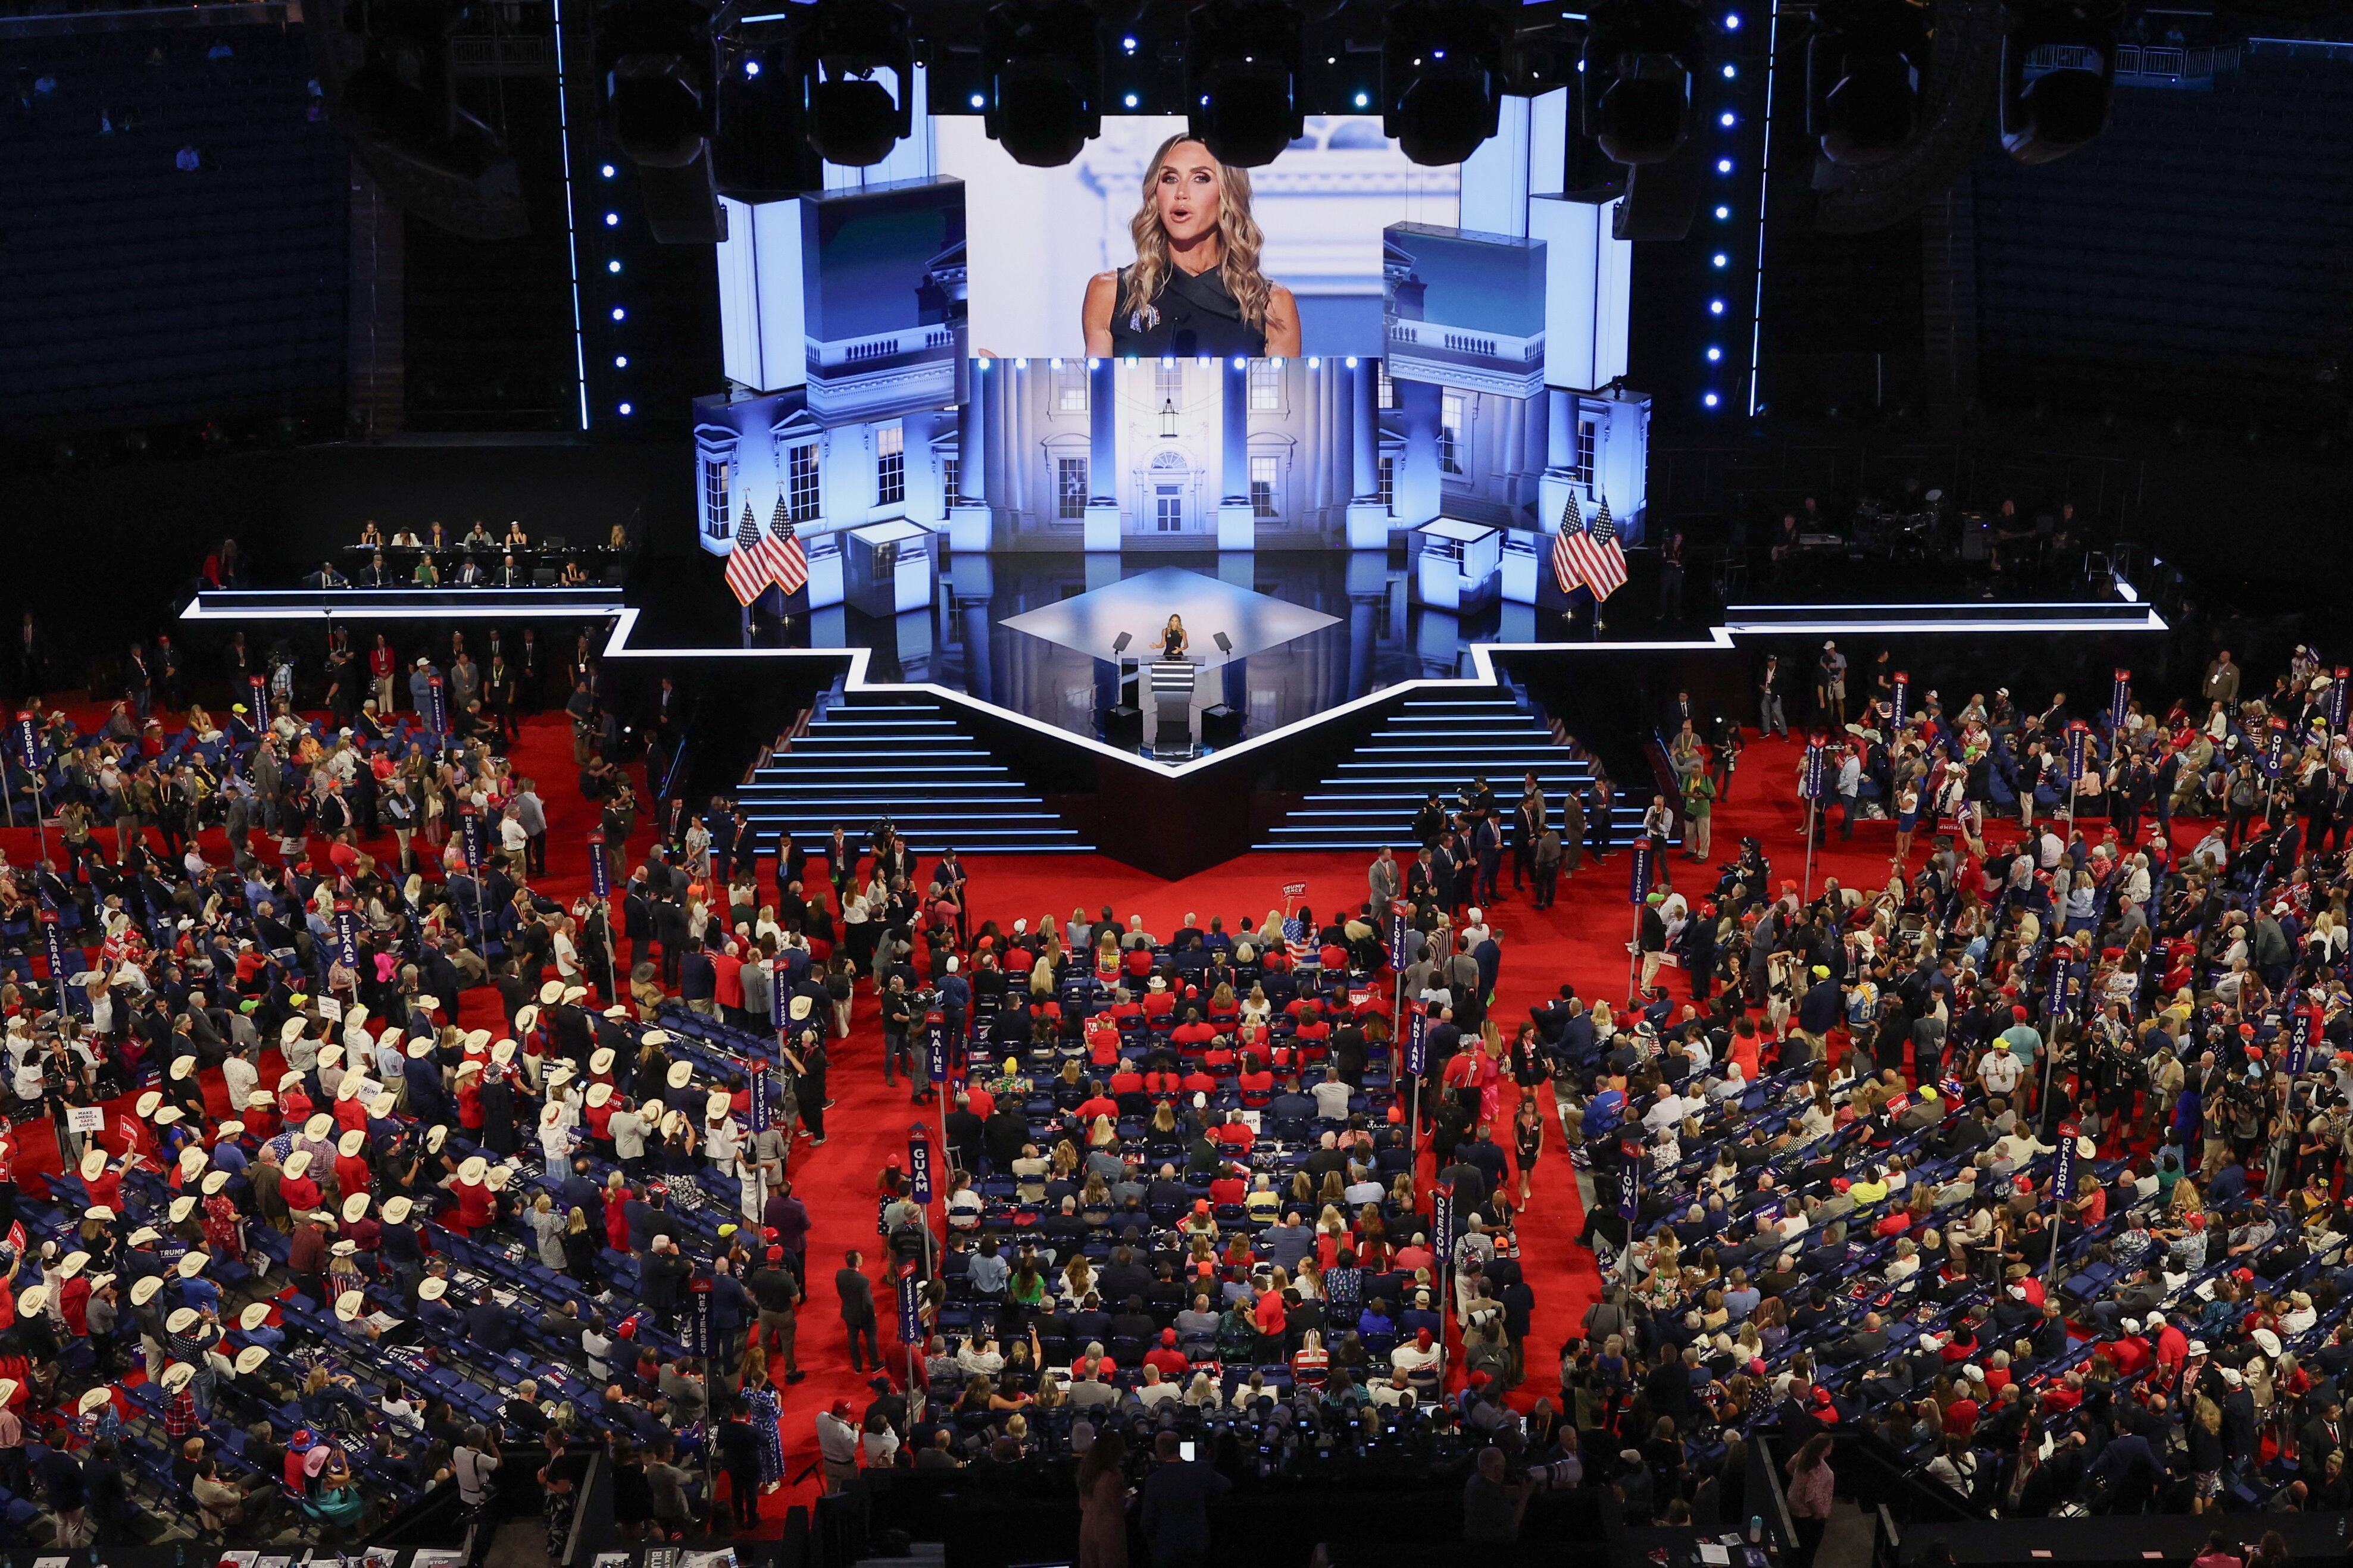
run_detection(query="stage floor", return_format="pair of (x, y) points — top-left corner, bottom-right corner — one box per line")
(798, 551), (1558, 751)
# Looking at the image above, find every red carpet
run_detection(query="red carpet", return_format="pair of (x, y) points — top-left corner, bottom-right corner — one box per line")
(0, 710), (1971, 1522)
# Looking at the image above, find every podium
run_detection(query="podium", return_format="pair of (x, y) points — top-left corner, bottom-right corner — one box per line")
(1146, 658), (1199, 759)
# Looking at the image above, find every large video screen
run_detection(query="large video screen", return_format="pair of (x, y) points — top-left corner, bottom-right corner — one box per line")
(938, 113), (1462, 359)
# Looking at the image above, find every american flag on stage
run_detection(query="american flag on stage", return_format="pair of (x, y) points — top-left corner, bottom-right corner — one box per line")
(1562, 495), (1628, 602)
(1282, 912), (1312, 965)
(723, 503), (771, 606)
(768, 496), (810, 596)
(1551, 489), (1585, 594)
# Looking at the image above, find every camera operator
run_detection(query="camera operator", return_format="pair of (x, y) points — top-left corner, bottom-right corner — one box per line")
(1463, 1444), (1539, 1544)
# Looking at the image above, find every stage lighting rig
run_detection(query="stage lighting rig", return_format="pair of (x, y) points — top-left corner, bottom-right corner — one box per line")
(1808, 0), (1929, 167)
(1999, 0), (2124, 164)
(602, 0), (712, 170)
(806, 0), (914, 167)
(1380, 0), (1508, 167)
(323, 0), (527, 239)
(983, 0), (1105, 167)
(1185, 0), (1305, 167)
(1582, 0), (1700, 165)
(713, 11), (823, 201)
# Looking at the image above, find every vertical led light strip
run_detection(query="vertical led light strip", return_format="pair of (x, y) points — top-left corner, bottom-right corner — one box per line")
(1745, 0), (1782, 415)
(550, 0), (592, 431)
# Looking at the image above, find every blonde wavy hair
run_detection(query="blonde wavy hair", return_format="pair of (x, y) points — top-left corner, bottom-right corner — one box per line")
(1120, 133), (1271, 333)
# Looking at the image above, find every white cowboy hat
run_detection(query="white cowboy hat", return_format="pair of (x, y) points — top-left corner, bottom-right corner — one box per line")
(134, 1090), (163, 1119)
(154, 1106), (183, 1127)
(407, 1039), (435, 1059)
(515, 1005), (540, 1033)
(334, 1289), (367, 1322)
(283, 1150), (313, 1180)
(330, 1240), (358, 1258)
(239, 1301), (273, 1331)
(338, 1129), (367, 1159)
(304, 1114), (335, 1140)
(585, 1082), (613, 1107)
(201, 1170), (229, 1196)
(485, 1163), (513, 1191)
(491, 1040), (517, 1067)
(233, 1345), (270, 1376)
(176, 1250), (210, 1278)
(417, 1275), (448, 1301)
(77, 1388), (112, 1415)
(382, 1196), (414, 1225)
(130, 1276), (164, 1306)
(667, 1061), (695, 1090)
(539, 981), (564, 1006)
(426, 1125), (448, 1153)
(83, 1205), (115, 1224)
(168, 1195), (197, 1225)
(160, 1362), (196, 1393)
(79, 1148), (107, 1181)
(589, 1048), (615, 1076)
(57, 1251), (88, 1279)
(458, 1155), (489, 1184)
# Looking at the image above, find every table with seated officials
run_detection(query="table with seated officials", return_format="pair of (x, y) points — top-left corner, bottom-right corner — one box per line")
(328, 523), (630, 590)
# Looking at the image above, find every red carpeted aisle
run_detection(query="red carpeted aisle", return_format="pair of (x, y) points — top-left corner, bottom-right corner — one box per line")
(0, 709), (1986, 1526)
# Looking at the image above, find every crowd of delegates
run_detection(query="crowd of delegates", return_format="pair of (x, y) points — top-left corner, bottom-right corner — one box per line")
(1547, 639), (2353, 1529)
(0, 624), (842, 1549)
(0, 615), (1598, 1553)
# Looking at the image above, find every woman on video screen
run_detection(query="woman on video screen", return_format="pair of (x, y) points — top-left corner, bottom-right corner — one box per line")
(1084, 134), (1301, 359)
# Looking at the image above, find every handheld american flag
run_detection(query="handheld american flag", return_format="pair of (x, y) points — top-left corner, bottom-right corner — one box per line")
(1564, 494), (1628, 602)
(769, 500), (810, 597)
(723, 503), (771, 607)
(1282, 912), (1312, 965)
(1551, 488), (1585, 594)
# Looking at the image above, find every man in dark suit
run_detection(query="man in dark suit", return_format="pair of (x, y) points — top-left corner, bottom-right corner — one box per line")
(836, 1250), (879, 1373)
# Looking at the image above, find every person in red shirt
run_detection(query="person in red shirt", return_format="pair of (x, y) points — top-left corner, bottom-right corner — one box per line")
(1074, 1087), (1119, 1125)
(1208, 1165), (1246, 1206)
(2108, 1325), (2152, 1378)
(711, 943), (745, 1018)
(583, 1084), (620, 1145)
(449, 1158), (496, 1234)
(455, 1063), (485, 1134)
(1143, 1327), (1190, 1381)
(77, 1150), (123, 1215)
(1199, 1039), (1237, 1075)
(1141, 983), (1178, 1021)
(2150, 1311), (2189, 1373)
(1212, 1115), (1254, 1153)
(1179, 1066), (1217, 1097)
(1236, 1058), (1276, 1107)
(1170, 1013), (1217, 1050)
(279, 1152), (323, 1218)
(332, 1131), (373, 1202)
(1108, 1066), (1145, 1099)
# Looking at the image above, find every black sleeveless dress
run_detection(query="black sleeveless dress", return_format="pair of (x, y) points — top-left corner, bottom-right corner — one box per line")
(1107, 264), (1267, 358)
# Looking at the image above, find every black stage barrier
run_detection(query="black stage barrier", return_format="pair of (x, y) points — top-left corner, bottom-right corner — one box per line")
(838, 1469), (1620, 1568)
(1902, 1515), (2353, 1568)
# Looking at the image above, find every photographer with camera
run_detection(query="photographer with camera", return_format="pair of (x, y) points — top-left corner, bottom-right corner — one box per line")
(1463, 1444), (1538, 1544)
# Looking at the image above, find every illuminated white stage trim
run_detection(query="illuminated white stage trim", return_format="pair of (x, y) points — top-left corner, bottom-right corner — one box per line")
(585, 581), (2170, 783)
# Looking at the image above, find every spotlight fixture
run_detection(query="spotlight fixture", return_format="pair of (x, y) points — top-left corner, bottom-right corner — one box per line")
(1184, 0), (1304, 168)
(713, 12), (823, 202)
(602, 0), (711, 170)
(983, 0), (1104, 167)
(2001, 0), (2124, 164)
(1380, 0), (1508, 167)
(1582, 0), (1699, 165)
(602, 0), (725, 240)
(805, 0), (913, 167)
(1806, 0), (1928, 167)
